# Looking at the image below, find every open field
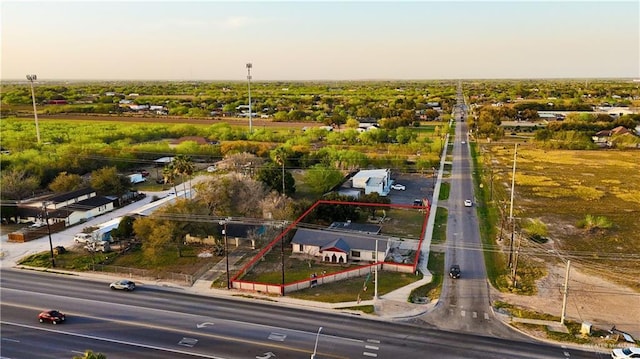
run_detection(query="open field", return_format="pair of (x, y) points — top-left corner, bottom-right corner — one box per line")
(481, 143), (640, 289)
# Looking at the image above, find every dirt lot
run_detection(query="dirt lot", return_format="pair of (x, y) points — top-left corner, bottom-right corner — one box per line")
(492, 261), (640, 340)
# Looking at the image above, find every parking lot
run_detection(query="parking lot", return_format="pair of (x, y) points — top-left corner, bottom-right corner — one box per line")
(388, 173), (436, 205)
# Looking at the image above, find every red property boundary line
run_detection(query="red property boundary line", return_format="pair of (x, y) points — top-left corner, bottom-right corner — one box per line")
(231, 199), (430, 293)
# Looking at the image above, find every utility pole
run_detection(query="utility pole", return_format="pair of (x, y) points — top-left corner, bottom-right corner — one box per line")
(374, 238), (379, 300)
(511, 229), (521, 287)
(220, 220), (230, 289)
(560, 260), (571, 325)
(280, 221), (286, 295)
(43, 202), (55, 267)
(508, 143), (518, 268)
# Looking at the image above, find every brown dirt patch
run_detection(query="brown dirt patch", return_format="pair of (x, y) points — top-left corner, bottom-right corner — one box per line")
(492, 261), (640, 339)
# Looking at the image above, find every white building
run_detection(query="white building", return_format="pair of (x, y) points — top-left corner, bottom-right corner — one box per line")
(351, 169), (391, 196)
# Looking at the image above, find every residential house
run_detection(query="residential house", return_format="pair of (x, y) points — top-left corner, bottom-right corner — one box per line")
(290, 228), (388, 264)
(592, 126), (632, 147)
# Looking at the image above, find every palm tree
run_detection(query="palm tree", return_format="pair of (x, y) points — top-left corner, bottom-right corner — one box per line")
(273, 147), (288, 195)
(173, 154), (195, 198)
(162, 163), (177, 194)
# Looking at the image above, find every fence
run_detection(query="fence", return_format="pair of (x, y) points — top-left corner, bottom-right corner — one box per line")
(92, 264), (194, 285)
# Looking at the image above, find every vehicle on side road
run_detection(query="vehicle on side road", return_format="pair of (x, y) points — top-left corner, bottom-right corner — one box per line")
(464, 199), (473, 207)
(611, 347), (640, 359)
(110, 279), (136, 291)
(38, 310), (66, 324)
(449, 265), (461, 279)
(74, 233), (93, 244)
(391, 184), (406, 190)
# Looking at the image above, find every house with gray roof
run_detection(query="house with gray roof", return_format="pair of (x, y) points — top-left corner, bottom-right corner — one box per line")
(290, 227), (389, 264)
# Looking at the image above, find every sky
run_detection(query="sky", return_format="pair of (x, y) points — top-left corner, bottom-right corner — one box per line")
(2, 1), (639, 81)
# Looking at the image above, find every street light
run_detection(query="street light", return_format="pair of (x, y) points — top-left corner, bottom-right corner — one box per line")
(26, 74), (41, 143)
(42, 202), (55, 268)
(219, 219), (230, 289)
(246, 63), (253, 134)
(310, 326), (323, 359)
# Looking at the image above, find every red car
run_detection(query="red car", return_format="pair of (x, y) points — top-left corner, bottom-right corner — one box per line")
(38, 310), (66, 324)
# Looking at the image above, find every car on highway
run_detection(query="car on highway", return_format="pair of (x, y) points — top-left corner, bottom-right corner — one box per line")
(38, 310), (66, 324)
(110, 279), (136, 291)
(612, 347), (640, 359)
(464, 199), (473, 207)
(449, 265), (461, 279)
(461, 140), (466, 144)
(391, 183), (406, 190)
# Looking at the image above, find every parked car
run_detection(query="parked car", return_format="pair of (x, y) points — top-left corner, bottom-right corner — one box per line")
(110, 279), (136, 291)
(391, 184), (406, 190)
(464, 199), (473, 207)
(611, 347), (640, 359)
(449, 265), (461, 279)
(38, 310), (65, 324)
(74, 233), (93, 244)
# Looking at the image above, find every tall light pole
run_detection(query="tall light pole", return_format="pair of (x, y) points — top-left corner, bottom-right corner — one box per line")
(246, 63), (253, 134)
(310, 326), (323, 359)
(26, 74), (41, 144)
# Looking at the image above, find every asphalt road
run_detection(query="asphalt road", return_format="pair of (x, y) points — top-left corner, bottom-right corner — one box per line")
(0, 270), (604, 359)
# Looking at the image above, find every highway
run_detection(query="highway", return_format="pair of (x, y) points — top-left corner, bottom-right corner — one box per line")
(1, 270), (604, 358)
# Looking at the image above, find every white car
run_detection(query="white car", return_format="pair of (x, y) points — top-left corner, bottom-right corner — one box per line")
(461, 141), (466, 144)
(464, 199), (473, 207)
(74, 233), (93, 244)
(391, 184), (406, 190)
(611, 347), (640, 359)
(110, 279), (136, 291)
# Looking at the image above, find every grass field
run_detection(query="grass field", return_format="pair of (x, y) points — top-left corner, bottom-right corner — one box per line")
(480, 143), (640, 290)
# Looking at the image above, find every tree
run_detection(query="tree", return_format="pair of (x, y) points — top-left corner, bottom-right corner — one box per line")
(303, 165), (344, 194)
(49, 172), (84, 193)
(195, 173), (269, 218)
(173, 154), (195, 198)
(111, 216), (135, 241)
(0, 169), (40, 200)
(90, 167), (130, 197)
(256, 163), (295, 197)
(73, 350), (107, 359)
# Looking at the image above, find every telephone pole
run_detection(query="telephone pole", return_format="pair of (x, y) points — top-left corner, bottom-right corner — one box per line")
(560, 260), (571, 325)
(508, 143), (518, 268)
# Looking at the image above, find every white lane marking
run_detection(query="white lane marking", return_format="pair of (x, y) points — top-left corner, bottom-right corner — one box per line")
(365, 345), (379, 350)
(2, 292), (363, 344)
(472, 312), (477, 318)
(461, 310), (466, 317)
(484, 312), (490, 320)
(1, 321), (240, 359)
(1, 338), (20, 343)
(366, 339), (380, 343)
(178, 337), (198, 347)
(363, 352), (378, 357)
(268, 332), (287, 341)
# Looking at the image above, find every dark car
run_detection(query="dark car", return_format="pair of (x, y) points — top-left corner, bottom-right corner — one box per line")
(449, 265), (461, 279)
(38, 310), (66, 324)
